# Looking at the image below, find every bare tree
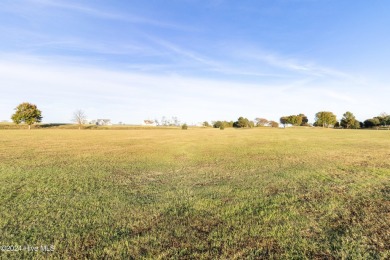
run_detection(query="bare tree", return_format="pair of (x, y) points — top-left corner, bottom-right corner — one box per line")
(72, 110), (87, 130)
(172, 116), (180, 126)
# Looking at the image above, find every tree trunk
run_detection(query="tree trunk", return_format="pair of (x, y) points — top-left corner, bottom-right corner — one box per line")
(28, 125), (31, 130)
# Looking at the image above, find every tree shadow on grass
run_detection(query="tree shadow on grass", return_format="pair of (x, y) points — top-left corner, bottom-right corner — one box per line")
(38, 123), (70, 128)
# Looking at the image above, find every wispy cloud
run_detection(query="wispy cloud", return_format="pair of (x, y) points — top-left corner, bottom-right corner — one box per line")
(230, 46), (362, 82)
(259, 53), (352, 79)
(144, 35), (361, 82)
(145, 36), (287, 77)
(27, 38), (159, 57)
(145, 36), (219, 66)
(27, 0), (192, 30)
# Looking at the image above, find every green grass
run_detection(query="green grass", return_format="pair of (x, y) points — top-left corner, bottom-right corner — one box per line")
(0, 128), (389, 259)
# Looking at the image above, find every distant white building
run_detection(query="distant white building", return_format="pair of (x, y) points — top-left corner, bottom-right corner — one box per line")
(142, 120), (157, 126)
(94, 119), (112, 126)
(191, 122), (203, 127)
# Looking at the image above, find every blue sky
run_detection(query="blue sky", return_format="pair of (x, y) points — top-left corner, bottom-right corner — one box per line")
(1, 0), (389, 124)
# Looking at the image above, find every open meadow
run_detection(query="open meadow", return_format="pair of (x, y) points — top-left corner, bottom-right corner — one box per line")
(0, 127), (389, 259)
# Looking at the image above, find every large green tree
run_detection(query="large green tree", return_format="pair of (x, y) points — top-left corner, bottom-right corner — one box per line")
(340, 111), (357, 129)
(314, 111), (337, 128)
(11, 102), (42, 130)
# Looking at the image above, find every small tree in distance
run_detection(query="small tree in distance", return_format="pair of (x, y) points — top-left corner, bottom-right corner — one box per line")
(181, 124), (188, 130)
(299, 114), (309, 126)
(255, 118), (269, 127)
(340, 111), (357, 129)
(233, 117), (253, 128)
(213, 121), (234, 128)
(73, 110), (87, 130)
(280, 114), (305, 127)
(270, 121), (279, 128)
(288, 115), (303, 126)
(314, 111), (337, 128)
(11, 102), (42, 130)
(280, 117), (288, 128)
(377, 112), (390, 127)
(364, 118), (380, 129)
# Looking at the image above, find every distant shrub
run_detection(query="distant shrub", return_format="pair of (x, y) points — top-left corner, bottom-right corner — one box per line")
(181, 124), (188, 130)
(220, 125), (225, 130)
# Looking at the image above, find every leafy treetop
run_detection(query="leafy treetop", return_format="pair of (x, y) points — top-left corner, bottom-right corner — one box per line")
(11, 102), (42, 129)
(314, 111), (337, 128)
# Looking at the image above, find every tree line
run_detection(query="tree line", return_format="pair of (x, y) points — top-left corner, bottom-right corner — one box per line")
(8, 102), (390, 130)
(311, 111), (390, 129)
(207, 111), (390, 130)
(210, 117), (279, 129)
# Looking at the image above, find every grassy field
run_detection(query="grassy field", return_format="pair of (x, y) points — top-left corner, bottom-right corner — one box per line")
(0, 128), (389, 259)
